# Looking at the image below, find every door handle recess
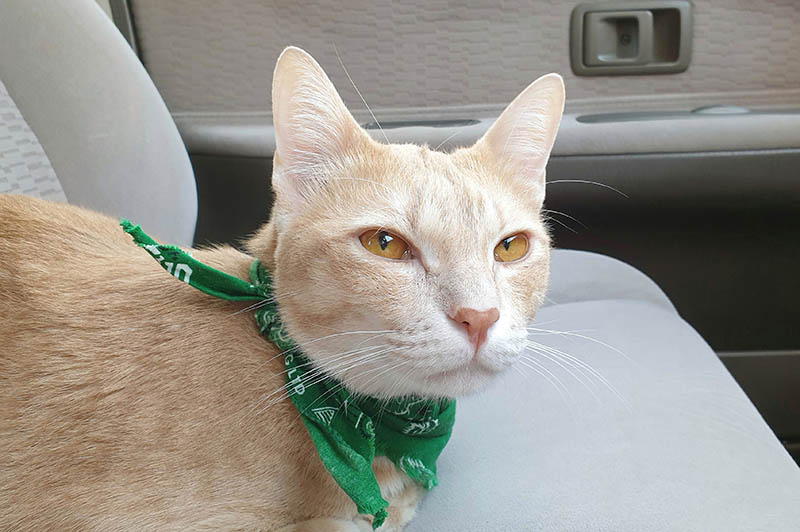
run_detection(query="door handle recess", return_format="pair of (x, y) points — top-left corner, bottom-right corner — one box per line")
(570, 0), (692, 76)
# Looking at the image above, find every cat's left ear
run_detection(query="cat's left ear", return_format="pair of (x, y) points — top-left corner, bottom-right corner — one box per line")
(476, 73), (565, 204)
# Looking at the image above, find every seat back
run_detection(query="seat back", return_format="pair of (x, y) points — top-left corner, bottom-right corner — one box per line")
(0, 0), (197, 246)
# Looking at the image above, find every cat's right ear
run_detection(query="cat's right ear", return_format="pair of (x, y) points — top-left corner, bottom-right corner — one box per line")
(271, 47), (370, 206)
(476, 73), (565, 205)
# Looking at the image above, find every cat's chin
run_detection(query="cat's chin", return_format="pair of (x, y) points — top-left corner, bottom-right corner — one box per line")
(343, 360), (504, 399)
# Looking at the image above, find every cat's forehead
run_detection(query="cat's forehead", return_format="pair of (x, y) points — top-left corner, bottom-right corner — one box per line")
(389, 144), (533, 214)
(398, 147), (503, 227)
(339, 142), (541, 248)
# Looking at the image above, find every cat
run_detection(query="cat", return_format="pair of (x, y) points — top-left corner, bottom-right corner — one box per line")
(0, 47), (564, 531)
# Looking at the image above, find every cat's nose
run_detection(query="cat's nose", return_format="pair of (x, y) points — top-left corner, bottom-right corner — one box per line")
(449, 307), (500, 352)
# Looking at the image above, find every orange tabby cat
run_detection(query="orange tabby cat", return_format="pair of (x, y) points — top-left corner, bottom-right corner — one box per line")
(0, 47), (564, 531)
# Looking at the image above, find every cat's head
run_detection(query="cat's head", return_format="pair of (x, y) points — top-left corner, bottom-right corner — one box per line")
(251, 47), (564, 398)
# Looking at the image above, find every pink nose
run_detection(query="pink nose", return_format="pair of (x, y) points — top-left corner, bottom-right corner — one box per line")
(449, 307), (500, 352)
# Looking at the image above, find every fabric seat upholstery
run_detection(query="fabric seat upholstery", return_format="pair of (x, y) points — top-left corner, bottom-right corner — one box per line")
(0, 0), (196, 246)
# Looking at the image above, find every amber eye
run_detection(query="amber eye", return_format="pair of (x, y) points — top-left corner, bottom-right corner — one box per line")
(494, 234), (529, 262)
(359, 230), (412, 260)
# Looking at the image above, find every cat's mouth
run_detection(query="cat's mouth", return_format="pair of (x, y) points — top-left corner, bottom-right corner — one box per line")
(425, 360), (498, 383)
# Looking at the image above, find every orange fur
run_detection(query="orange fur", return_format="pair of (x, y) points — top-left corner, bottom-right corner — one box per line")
(0, 47), (563, 530)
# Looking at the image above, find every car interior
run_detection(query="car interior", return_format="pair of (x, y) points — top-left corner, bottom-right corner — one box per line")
(1, 0), (798, 529)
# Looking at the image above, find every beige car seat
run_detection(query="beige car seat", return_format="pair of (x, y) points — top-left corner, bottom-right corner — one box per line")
(0, 0), (196, 245)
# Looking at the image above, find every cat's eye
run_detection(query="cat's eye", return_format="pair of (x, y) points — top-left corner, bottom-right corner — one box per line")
(494, 234), (529, 262)
(359, 230), (412, 260)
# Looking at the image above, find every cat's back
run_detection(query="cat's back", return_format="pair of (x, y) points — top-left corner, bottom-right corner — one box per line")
(0, 192), (135, 274)
(0, 194), (186, 351)
(1, 194), (136, 345)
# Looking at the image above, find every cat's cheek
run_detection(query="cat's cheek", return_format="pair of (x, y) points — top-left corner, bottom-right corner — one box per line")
(504, 266), (549, 320)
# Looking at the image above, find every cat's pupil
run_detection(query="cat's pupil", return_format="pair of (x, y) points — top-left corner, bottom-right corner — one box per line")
(378, 232), (392, 250)
(502, 237), (512, 250)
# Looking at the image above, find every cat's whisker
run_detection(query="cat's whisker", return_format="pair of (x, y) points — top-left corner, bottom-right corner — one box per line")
(543, 213), (579, 233)
(269, 343), (388, 380)
(290, 350), (405, 416)
(259, 346), (400, 411)
(240, 346), (394, 421)
(525, 326), (635, 365)
(546, 179), (629, 198)
(525, 341), (632, 410)
(526, 326), (595, 336)
(256, 329), (399, 370)
(519, 354), (573, 396)
(227, 289), (307, 317)
(511, 364), (528, 379)
(298, 379), (351, 417)
(273, 347), (391, 396)
(373, 364), (417, 424)
(346, 357), (413, 399)
(517, 356), (574, 403)
(316, 347), (397, 380)
(309, 329), (400, 343)
(299, 352), (407, 423)
(333, 43), (388, 144)
(256, 358), (389, 417)
(305, 322), (398, 334)
(526, 342), (611, 394)
(542, 208), (588, 229)
(522, 350), (600, 402)
(433, 129), (463, 152)
(228, 298), (270, 317)
(515, 357), (581, 428)
(350, 359), (411, 398)
(298, 349), (405, 412)
(520, 352), (580, 396)
(526, 318), (561, 329)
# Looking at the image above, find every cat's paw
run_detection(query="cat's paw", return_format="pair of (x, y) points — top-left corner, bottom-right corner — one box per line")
(376, 483), (424, 532)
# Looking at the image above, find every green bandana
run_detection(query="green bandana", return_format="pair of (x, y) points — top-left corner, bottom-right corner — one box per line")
(122, 221), (455, 529)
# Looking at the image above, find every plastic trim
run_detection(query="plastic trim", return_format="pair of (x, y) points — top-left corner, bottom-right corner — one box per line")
(109, 0), (139, 56)
(174, 110), (800, 158)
